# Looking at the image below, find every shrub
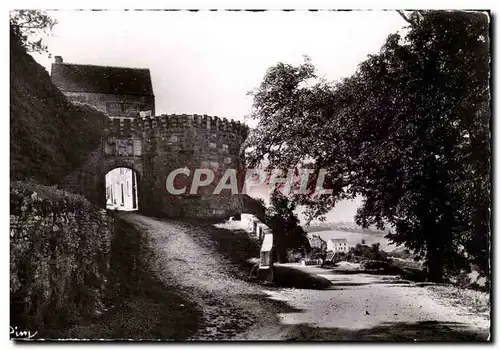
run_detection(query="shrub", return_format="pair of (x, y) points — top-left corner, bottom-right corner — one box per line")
(386, 248), (416, 260)
(347, 242), (388, 262)
(309, 247), (326, 260)
(286, 249), (306, 263)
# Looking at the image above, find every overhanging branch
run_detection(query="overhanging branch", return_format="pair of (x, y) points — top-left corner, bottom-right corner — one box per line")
(396, 10), (418, 27)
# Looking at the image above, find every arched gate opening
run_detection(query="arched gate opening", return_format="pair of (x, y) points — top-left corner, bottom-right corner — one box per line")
(104, 167), (139, 211)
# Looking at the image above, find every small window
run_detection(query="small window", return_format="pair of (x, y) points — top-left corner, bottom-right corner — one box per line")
(106, 102), (123, 115)
(133, 139), (142, 156)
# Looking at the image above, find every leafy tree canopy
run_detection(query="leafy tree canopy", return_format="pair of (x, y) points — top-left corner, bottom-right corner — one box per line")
(10, 10), (57, 56)
(246, 11), (490, 282)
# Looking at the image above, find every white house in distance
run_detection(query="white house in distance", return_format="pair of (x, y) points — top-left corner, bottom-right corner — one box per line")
(327, 238), (349, 253)
(105, 167), (138, 211)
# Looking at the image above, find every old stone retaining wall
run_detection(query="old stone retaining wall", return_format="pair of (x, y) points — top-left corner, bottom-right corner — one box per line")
(10, 181), (114, 336)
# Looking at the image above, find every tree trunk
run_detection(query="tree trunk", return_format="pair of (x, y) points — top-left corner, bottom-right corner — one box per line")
(426, 240), (444, 283)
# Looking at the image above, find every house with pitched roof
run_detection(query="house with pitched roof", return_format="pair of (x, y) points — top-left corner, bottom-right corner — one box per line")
(50, 56), (155, 118)
(308, 234), (327, 251)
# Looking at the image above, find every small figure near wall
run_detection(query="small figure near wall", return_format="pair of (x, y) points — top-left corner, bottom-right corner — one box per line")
(259, 233), (274, 285)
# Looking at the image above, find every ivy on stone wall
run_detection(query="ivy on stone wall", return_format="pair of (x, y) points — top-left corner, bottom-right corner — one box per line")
(10, 181), (113, 335)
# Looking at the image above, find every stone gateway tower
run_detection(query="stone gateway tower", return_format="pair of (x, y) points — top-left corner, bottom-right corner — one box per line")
(101, 114), (249, 217)
(52, 57), (249, 218)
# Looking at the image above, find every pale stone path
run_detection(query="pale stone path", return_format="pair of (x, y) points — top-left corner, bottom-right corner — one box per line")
(266, 264), (490, 340)
(121, 213), (490, 341)
(120, 213), (285, 340)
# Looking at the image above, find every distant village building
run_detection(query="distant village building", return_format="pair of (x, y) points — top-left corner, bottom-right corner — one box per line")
(327, 238), (349, 253)
(105, 167), (138, 211)
(308, 234), (327, 251)
(50, 56), (155, 118)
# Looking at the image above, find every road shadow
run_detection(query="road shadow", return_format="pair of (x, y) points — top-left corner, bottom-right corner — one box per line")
(273, 266), (332, 290)
(284, 320), (489, 341)
(59, 216), (202, 340)
(321, 264), (429, 284)
(247, 293), (304, 315)
(327, 280), (412, 288)
(283, 265), (414, 289)
(321, 267), (402, 276)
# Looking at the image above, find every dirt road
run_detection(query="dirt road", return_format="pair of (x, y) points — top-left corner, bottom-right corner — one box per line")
(264, 264), (490, 340)
(121, 213), (490, 341)
(121, 213), (285, 340)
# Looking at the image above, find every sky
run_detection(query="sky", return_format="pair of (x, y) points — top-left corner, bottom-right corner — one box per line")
(31, 10), (407, 223)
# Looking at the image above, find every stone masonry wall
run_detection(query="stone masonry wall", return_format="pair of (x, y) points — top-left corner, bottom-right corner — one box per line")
(63, 92), (155, 117)
(10, 181), (114, 334)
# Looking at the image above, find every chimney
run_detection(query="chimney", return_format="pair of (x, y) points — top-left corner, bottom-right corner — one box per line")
(54, 56), (63, 63)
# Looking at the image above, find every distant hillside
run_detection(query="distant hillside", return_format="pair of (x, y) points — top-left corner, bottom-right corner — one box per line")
(303, 220), (404, 251)
(10, 28), (107, 185)
(303, 221), (389, 236)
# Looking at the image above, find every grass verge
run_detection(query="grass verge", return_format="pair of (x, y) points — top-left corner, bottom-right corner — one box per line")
(426, 284), (490, 317)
